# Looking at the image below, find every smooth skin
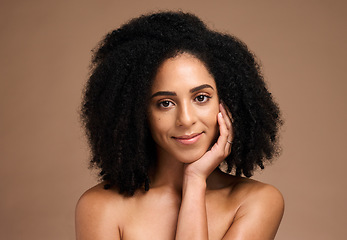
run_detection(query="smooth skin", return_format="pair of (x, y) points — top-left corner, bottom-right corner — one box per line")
(75, 53), (284, 240)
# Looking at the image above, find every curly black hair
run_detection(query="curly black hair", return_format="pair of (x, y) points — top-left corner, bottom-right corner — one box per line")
(81, 11), (282, 196)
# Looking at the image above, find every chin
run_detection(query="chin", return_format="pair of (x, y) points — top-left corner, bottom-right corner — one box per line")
(173, 148), (208, 164)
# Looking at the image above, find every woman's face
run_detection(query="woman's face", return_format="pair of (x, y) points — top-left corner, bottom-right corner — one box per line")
(147, 53), (220, 163)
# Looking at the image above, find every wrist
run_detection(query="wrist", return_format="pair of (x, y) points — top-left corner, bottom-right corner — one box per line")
(183, 164), (208, 181)
(183, 173), (207, 190)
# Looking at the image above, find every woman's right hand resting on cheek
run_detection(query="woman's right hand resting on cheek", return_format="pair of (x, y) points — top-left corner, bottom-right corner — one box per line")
(175, 103), (234, 240)
(183, 103), (233, 181)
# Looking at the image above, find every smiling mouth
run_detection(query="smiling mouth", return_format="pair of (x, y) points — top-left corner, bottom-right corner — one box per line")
(172, 133), (203, 145)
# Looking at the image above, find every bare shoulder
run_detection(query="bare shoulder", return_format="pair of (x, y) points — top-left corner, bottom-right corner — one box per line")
(76, 182), (125, 208)
(231, 177), (283, 202)
(233, 177), (284, 212)
(75, 183), (126, 240)
(223, 177), (285, 239)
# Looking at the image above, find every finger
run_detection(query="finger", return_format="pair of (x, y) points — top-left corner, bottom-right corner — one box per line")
(217, 112), (232, 156)
(219, 104), (232, 143)
(219, 100), (233, 118)
(225, 140), (232, 155)
(219, 103), (232, 131)
(216, 111), (229, 151)
(219, 104), (233, 150)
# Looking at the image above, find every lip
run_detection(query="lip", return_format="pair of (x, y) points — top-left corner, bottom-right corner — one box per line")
(173, 133), (203, 145)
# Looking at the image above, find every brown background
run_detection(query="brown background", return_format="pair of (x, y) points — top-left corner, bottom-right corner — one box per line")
(1, 0), (346, 239)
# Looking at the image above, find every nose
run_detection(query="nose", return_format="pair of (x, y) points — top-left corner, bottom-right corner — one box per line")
(176, 101), (196, 127)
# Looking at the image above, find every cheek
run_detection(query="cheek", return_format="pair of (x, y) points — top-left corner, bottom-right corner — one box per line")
(201, 102), (219, 124)
(148, 114), (169, 140)
(200, 102), (220, 138)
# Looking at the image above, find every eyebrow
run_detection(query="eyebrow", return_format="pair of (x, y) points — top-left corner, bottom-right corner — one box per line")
(151, 84), (214, 98)
(190, 84), (214, 93)
(151, 91), (177, 98)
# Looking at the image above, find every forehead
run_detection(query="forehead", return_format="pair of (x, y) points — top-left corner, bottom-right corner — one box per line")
(151, 53), (216, 92)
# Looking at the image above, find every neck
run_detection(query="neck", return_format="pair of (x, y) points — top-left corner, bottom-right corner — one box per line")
(149, 148), (185, 193)
(149, 147), (232, 193)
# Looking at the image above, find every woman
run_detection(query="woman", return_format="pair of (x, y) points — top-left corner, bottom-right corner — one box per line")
(76, 11), (284, 239)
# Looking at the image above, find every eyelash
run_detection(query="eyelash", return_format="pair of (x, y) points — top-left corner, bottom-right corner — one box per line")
(157, 94), (211, 109)
(195, 94), (211, 103)
(158, 100), (174, 108)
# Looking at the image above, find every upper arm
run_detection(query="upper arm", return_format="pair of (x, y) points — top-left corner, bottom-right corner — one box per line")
(75, 187), (122, 240)
(223, 184), (284, 240)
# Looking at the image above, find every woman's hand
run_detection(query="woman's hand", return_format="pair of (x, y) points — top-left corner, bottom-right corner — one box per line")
(176, 103), (233, 240)
(184, 103), (233, 181)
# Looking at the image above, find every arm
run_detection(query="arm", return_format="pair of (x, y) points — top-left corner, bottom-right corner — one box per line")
(175, 174), (208, 239)
(175, 104), (231, 239)
(75, 186), (122, 240)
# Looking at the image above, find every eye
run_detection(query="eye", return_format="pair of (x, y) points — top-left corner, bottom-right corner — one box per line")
(195, 94), (211, 103)
(158, 100), (174, 108)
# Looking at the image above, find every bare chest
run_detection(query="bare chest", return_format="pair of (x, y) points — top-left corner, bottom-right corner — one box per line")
(121, 192), (237, 240)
